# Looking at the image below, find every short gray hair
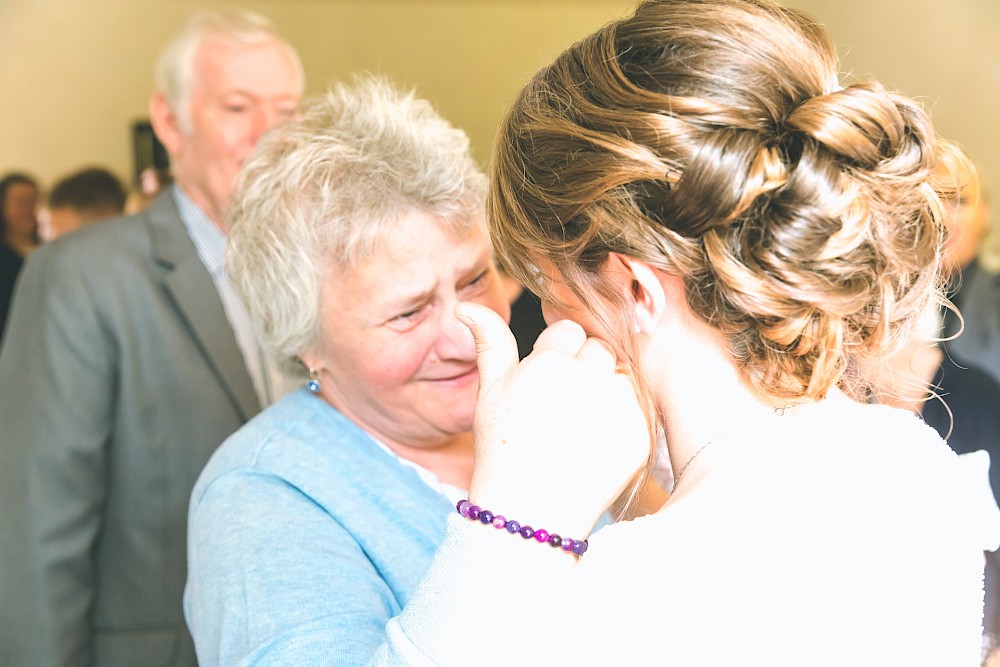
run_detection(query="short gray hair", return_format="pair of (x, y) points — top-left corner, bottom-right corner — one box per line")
(226, 75), (488, 377)
(154, 9), (304, 133)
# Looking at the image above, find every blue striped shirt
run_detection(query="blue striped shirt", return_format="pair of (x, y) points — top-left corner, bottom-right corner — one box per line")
(171, 185), (287, 407)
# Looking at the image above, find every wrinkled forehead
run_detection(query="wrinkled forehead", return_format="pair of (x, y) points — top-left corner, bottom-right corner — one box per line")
(191, 36), (302, 98)
(329, 207), (490, 280)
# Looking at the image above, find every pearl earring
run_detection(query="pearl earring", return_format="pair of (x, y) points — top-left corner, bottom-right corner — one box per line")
(307, 368), (321, 393)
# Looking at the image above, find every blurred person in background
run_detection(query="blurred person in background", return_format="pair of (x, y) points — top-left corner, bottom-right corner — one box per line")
(0, 8), (303, 666)
(40, 166), (126, 240)
(942, 164), (1000, 387)
(0, 171), (39, 343)
(126, 166), (174, 215)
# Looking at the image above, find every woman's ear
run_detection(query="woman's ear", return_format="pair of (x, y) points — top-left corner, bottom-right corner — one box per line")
(607, 253), (668, 334)
(297, 353), (322, 374)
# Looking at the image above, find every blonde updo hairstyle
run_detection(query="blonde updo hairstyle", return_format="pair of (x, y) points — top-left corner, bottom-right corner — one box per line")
(490, 0), (967, 425)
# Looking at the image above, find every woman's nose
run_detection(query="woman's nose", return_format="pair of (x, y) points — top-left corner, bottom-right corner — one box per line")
(436, 308), (477, 361)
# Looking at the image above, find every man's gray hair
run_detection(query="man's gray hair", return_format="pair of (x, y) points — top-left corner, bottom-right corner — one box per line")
(154, 9), (304, 132)
(226, 75), (488, 377)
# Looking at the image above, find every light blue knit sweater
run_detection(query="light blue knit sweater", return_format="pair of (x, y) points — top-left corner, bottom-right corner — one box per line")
(184, 388), (452, 666)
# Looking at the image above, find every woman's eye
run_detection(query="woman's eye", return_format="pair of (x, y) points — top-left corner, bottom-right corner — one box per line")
(463, 270), (489, 291)
(387, 306), (428, 332)
(393, 309), (419, 322)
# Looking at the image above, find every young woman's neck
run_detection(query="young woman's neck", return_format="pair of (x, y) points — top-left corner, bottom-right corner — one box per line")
(646, 314), (784, 491)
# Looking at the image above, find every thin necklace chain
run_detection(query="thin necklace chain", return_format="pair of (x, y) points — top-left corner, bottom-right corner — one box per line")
(669, 439), (714, 493)
(669, 404), (795, 494)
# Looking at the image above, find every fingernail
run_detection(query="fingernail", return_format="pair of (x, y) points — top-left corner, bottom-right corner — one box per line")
(454, 302), (474, 326)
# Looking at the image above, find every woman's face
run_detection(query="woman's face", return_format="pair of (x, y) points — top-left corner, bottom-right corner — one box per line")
(306, 209), (510, 450)
(3, 182), (38, 238)
(534, 258), (609, 338)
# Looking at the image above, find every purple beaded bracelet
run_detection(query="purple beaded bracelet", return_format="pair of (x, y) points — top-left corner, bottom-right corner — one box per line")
(456, 499), (588, 557)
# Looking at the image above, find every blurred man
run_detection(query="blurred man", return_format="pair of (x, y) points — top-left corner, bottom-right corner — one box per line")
(42, 166), (127, 240)
(941, 165), (1000, 384)
(932, 165), (1000, 652)
(942, 166), (991, 278)
(0, 9), (303, 666)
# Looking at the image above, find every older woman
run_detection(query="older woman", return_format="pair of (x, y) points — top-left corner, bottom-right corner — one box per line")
(371, 1), (1000, 665)
(183, 77), (509, 666)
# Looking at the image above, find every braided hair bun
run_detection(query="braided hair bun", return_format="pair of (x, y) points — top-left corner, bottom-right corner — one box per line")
(489, 0), (964, 401)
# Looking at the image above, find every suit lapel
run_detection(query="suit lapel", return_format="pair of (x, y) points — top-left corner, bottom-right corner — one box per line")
(145, 193), (260, 421)
(989, 271), (1000, 332)
(967, 264), (1000, 337)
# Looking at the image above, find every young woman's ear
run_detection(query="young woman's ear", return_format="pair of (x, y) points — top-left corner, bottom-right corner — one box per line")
(607, 253), (668, 334)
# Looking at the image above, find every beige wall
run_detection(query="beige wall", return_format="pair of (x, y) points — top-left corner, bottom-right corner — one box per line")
(0, 0), (634, 187)
(785, 0), (1000, 257)
(2, 0), (997, 237)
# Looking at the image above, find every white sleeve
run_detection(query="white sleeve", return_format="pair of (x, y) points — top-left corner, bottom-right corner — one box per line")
(368, 514), (578, 666)
(956, 450), (1000, 552)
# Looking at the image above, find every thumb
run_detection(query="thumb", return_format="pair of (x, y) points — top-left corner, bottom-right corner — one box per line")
(455, 301), (519, 390)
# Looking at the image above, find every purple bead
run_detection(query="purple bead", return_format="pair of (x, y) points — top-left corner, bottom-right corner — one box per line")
(573, 539), (588, 556)
(479, 509), (494, 525)
(456, 500), (473, 518)
(492, 515), (507, 529)
(548, 534), (562, 548)
(533, 529), (549, 543)
(506, 520), (521, 534)
(468, 505), (481, 520)
(561, 538), (575, 552)
(519, 525), (534, 539)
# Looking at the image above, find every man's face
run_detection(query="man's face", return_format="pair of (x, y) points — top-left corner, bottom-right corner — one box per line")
(165, 37), (302, 229)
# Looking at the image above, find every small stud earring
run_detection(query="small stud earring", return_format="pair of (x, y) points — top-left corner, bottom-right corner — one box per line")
(307, 368), (321, 393)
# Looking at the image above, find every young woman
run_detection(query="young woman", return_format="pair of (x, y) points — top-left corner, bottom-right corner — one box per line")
(371, 1), (1000, 664)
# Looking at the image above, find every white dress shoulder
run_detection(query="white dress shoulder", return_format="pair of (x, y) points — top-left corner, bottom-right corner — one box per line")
(376, 395), (1000, 666)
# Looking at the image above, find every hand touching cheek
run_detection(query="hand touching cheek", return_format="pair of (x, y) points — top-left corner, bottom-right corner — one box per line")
(456, 303), (649, 538)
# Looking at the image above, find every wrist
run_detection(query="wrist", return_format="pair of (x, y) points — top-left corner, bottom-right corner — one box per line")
(462, 479), (601, 544)
(456, 499), (590, 557)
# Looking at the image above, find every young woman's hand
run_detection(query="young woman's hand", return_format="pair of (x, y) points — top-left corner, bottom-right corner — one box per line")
(456, 302), (650, 538)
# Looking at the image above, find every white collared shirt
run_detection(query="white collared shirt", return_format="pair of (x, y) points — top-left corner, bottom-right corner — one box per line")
(172, 185), (290, 408)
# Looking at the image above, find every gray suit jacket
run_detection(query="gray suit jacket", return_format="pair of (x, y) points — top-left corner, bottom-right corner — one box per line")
(950, 261), (1000, 386)
(0, 191), (260, 666)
